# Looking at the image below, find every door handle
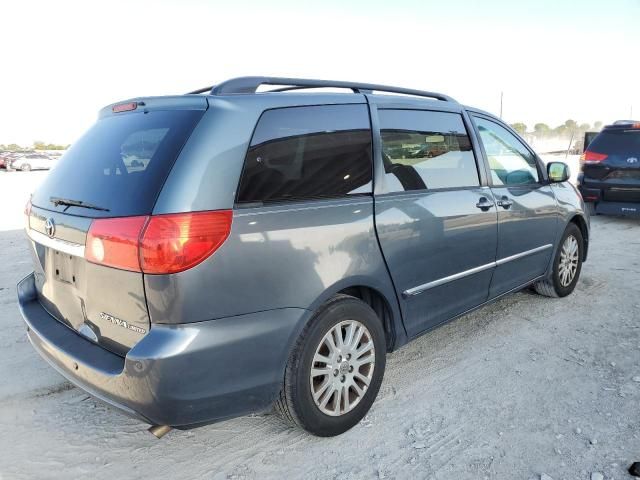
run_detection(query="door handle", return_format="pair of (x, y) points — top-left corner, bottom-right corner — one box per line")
(475, 197), (494, 211)
(497, 196), (513, 209)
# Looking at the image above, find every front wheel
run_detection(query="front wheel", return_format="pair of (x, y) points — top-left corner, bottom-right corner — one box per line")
(275, 294), (386, 436)
(534, 223), (583, 298)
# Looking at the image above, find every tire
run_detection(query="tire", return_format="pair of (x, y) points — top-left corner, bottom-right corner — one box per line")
(275, 294), (386, 436)
(586, 202), (596, 216)
(534, 223), (583, 298)
(21, 164), (31, 172)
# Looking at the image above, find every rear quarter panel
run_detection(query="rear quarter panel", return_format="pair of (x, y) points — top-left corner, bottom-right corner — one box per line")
(144, 198), (401, 327)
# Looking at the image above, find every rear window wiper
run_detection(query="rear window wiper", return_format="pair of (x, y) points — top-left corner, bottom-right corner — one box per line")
(50, 196), (110, 212)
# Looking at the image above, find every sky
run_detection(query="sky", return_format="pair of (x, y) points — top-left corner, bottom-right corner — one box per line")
(1, 0), (638, 145)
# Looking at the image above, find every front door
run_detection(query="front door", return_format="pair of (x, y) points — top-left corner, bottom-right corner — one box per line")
(471, 115), (559, 298)
(374, 108), (498, 337)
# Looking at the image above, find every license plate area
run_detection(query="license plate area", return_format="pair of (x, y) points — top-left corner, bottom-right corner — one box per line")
(53, 250), (77, 285)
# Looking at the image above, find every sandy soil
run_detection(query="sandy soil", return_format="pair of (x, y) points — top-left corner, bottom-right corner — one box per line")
(0, 171), (639, 480)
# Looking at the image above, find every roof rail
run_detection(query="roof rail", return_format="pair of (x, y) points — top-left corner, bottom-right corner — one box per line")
(187, 76), (456, 102)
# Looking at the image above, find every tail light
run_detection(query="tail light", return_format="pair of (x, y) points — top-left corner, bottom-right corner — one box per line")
(85, 210), (232, 274)
(581, 150), (608, 163)
(112, 102), (138, 113)
(140, 211), (232, 274)
(86, 216), (148, 271)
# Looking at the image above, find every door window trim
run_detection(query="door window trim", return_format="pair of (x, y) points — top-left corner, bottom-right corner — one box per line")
(468, 113), (547, 187)
(372, 107), (486, 195)
(373, 184), (489, 201)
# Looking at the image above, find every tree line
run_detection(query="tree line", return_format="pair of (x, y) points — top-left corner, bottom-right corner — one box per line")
(509, 120), (603, 137)
(0, 141), (69, 151)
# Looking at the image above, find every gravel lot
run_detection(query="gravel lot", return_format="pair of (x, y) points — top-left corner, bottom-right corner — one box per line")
(1, 169), (639, 480)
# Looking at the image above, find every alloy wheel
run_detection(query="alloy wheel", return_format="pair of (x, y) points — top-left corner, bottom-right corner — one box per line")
(559, 234), (579, 287)
(309, 320), (375, 416)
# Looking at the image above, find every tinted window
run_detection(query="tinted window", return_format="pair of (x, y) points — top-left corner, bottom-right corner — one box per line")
(474, 117), (539, 186)
(237, 105), (372, 204)
(588, 130), (640, 155)
(31, 109), (204, 217)
(379, 109), (479, 192)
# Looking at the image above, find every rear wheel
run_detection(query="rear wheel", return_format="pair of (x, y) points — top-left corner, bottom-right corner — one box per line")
(586, 202), (596, 216)
(534, 223), (583, 298)
(21, 163), (31, 172)
(275, 294), (386, 436)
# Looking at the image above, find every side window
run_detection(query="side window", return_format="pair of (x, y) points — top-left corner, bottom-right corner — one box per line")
(236, 104), (372, 204)
(379, 109), (480, 192)
(473, 117), (539, 186)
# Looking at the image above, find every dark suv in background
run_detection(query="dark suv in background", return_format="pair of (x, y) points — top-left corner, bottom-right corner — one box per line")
(579, 120), (640, 216)
(18, 77), (589, 437)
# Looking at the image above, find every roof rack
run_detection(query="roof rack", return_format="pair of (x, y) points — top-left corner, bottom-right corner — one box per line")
(612, 119), (640, 125)
(187, 76), (456, 102)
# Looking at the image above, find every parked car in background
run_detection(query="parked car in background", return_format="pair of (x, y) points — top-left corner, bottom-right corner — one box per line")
(0, 152), (25, 169)
(18, 77), (589, 438)
(0, 152), (10, 169)
(10, 153), (55, 171)
(579, 120), (640, 217)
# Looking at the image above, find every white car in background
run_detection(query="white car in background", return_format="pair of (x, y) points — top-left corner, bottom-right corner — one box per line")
(10, 153), (55, 171)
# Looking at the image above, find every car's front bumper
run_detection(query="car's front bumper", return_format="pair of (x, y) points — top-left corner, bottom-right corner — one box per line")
(18, 272), (307, 427)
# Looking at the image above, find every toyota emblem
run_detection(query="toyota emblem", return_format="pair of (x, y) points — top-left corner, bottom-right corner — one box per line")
(628, 157), (639, 164)
(45, 218), (56, 238)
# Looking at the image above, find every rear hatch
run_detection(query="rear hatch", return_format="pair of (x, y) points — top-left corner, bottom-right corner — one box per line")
(582, 126), (640, 200)
(27, 98), (206, 356)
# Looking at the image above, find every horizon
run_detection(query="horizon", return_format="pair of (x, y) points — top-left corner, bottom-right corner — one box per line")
(1, 0), (638, 145)
(0, 117), (610, 149)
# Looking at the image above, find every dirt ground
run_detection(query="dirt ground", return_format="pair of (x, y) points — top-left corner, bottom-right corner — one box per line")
(0, 170), (639, 480)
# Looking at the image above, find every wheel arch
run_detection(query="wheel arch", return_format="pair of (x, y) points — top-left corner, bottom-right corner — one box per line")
(306, 278), (406, 352)
(568, 213), (589, 261)
(337, 285), (397, 352)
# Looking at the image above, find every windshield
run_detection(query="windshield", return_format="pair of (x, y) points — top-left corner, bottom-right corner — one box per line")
(31, 109), (204, 217)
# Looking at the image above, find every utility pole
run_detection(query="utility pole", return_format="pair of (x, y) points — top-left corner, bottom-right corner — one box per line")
(500, 91), (503, 119)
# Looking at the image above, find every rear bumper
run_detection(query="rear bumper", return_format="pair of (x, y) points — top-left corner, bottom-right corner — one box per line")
(578, 178), (640, 217)
(18, 272), (307, 427)
(594, 201), (640, 217)
(578, 177), (640, 203)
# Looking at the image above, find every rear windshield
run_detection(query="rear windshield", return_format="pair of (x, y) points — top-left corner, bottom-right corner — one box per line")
(31, 109), (204, 217)
(589, 130), (640, 155)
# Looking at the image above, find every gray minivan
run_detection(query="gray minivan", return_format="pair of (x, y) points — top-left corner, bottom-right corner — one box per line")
(18, 77), (589, 437)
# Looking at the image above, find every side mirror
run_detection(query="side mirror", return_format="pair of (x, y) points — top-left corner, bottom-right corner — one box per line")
(547, 162), (570, 183)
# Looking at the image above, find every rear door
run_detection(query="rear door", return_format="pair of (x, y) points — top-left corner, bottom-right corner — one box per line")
(27, 100), (205, 355)
(373, 107), (498, 337)
(471, 114), (558, 298)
